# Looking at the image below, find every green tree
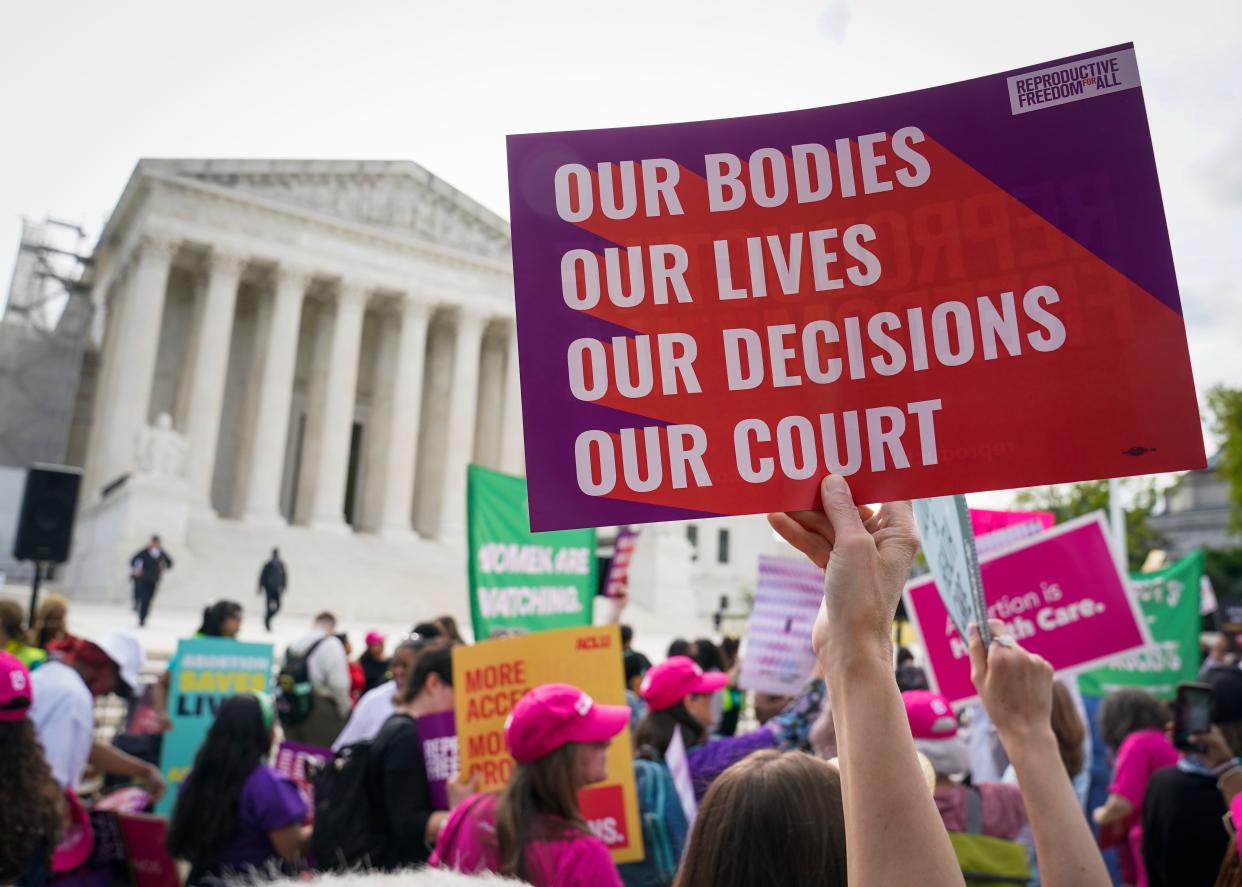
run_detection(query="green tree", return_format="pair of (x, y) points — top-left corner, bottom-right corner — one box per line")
(1207, 385), (1242, 531)
(1014, 478), (1165, 572)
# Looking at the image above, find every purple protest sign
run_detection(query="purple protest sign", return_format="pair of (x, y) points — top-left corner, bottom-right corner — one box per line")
(507, 44), (1203, 532)
(738, 555), (824, 696)
(274, 740), (330, 810)
(418, 710), (459, 809)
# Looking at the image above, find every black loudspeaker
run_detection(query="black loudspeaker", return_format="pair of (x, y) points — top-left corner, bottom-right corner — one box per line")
(13, 464), (82, 563)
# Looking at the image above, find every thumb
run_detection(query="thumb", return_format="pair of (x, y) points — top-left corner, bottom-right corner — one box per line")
(820, 475), (866, 544)
(967, 623), (988, 688)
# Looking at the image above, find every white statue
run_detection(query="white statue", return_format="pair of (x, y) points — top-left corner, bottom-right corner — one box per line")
(135, 412), (187, 480)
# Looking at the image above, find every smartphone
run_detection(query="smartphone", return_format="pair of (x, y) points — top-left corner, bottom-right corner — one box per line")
(1173, 682), (1215, 752)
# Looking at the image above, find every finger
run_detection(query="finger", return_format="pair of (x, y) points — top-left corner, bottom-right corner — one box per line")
(820, 476), (867, 545)
(877, 499), (916, 533)
(768, 513), (831, 569)
(788, 508), (836, 544)
(967, 623), (988, 686)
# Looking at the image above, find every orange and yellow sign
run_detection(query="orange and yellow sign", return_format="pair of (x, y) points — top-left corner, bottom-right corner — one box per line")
(452, 624), (643, 864)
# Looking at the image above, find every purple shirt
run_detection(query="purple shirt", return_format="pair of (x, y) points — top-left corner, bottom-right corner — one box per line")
(687, 728), (777, 800)
(217, 765), (308, 870)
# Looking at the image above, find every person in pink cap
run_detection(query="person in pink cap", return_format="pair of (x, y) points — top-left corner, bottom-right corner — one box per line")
(430, 682), (629, 886)
(0, 651), (74, 884)
(903, 689), (1027, 843)
(358, 630), (390, 694)
(634, 654), (827, 800)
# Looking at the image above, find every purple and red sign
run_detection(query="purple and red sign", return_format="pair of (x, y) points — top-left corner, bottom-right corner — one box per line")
(507, 44), (1203, 531)
(903, 511), (1149, 705)
(418, 710), (459, 810)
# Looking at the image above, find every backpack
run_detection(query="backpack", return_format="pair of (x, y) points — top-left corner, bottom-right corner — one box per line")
(309, 741), (381, 870)
(621, 758), (687, 887)
(276, 636), (326, 726)
(948, 787), (1032, 886)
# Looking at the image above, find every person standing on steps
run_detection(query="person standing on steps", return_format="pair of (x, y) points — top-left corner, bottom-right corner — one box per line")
(130, 535), (173, 628)
(258, 549), (288, 632)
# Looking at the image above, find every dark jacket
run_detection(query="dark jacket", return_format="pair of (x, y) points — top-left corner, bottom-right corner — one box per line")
(366, 713), (436, 869)
(259, 558), (287, 593)
(130, 547), (172, 584)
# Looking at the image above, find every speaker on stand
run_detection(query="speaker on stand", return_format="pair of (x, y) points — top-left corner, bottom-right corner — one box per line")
(12, 463), (82, 628)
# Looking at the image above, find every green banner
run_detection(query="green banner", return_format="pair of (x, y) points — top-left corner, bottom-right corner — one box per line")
(467, 464), (597, 640)
(1078, 550), (1204, 700)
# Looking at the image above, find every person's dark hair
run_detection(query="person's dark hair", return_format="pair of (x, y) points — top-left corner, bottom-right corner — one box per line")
(1050, 682), (1086, 778)
(635, 700), (708, 758)
(693, 639), (724, 673)
(314, 611), (337, 629)
(667, 638), (692, 658)
(411, 621), (443, 640)
(435, 615), (464, 644)
(197, 600), (242, 637)
(495, 743), (590, 880)
(1098, 689), (1170, 750)
(0, 601), (25, 643)
(0, 721), (64, 881)
(271, 548), (280, 559)
(896, 646), (915, 667)
(620, 625), (634, 646)
(167, 695), (272, 866)
(719, 636), (740, 671)
(398, 642), (454, 704)
(624, 650), (650, 685)
(675, 750), (847, 887)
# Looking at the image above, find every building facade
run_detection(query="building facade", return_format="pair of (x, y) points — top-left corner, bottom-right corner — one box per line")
(31, 158), (776, 633)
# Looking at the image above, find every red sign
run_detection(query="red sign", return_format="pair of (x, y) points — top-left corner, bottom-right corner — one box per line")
(508, 45), (1205, 530)
(116, 814), (179, 887)
(579, 783), (631, 851)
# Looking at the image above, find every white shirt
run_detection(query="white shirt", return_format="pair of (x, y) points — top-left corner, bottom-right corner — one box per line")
(332, 680), (398, 751)
(290, 630), (351, 717)
(29, 661), (95, 789)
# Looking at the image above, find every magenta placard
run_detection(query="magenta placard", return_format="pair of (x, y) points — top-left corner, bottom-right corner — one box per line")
(904, 511), (1149, 704)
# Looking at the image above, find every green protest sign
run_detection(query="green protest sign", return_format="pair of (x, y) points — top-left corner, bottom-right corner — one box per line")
(1078, 550), (1204, 700)
(467, 464), (597, 640)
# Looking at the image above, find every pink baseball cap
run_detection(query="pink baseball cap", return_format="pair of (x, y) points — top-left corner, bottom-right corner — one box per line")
(365, 631), (385, 647)
(504, 683), (630, 764)
(903, 690), (959, 739)
(0, 651), (33, 722)
(639, 656), (730, 711)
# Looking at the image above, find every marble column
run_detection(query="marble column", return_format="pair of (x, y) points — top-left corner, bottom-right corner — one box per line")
(237, 264), (311, 524)
(438, 307), (487, 538)
(499, 321), (526, 476)
(366, 297), (431, 537)
(183, 249), (246, 512)
(302, 282), (368, 531)
(91, 234), (178, 492)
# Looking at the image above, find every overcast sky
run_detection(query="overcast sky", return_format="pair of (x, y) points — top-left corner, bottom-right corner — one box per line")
(1, 0), (1238, 495)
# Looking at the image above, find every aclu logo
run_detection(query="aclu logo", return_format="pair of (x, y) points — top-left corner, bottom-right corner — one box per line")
(575, 634), (612, 651)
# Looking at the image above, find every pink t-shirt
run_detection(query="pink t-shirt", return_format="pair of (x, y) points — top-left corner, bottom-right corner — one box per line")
(1109, 728), (1179, 887)
(430, 793), (623, 887)
(934, 782), (1027, 840)
(1109, 728), (1179, 806)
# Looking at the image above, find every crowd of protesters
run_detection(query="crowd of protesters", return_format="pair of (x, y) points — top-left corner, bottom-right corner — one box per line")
(1, 477), (1240, 886)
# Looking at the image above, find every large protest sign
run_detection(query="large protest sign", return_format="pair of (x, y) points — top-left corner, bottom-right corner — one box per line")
(156, 637), (273, 814)
(452, 625), (643, 864)
(738, 554), (824, 695)
(467, 464), (598, 639)
(507, 44), (1204, 531)
(915, 495), (990, 644)
(904, 512), (1148, 705)
(417, 710), (459, 809)
(1078, 550), (1204, 700)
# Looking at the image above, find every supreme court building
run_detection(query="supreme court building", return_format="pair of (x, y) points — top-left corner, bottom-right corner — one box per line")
(63, 159), (526, 622)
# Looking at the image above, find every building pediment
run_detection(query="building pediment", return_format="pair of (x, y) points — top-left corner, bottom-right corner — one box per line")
(139, 159), (510, 260)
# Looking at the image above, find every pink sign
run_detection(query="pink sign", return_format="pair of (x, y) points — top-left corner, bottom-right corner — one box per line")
(968, 508), (1055, 535)
(904, 512), (1149, 705)
(117, 814), (179, 887)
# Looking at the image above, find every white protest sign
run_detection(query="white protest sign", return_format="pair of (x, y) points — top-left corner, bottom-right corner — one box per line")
(914, 495), (991, 646)
(737, 555), (824, 696)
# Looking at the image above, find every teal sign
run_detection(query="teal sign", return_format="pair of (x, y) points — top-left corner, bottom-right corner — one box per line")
(155, 636), (273, 815)
(468, 464), (597, 640)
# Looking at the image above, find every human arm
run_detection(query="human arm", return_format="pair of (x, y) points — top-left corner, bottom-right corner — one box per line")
(311, 637), (353, 715)
(769, 476), (963, 887)
(968, 619), (1109, 887)
(89, 742), (166, 800)
(1091, 792), (1133, 826)
(268, 823), (312, 863)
